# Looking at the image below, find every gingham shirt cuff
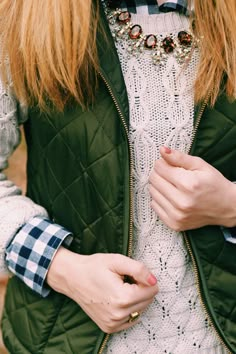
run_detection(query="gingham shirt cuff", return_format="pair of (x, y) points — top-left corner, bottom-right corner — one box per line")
(159, 1), (187, 14)
(5, 217), (73, 297)
(221, 226), (236, 244)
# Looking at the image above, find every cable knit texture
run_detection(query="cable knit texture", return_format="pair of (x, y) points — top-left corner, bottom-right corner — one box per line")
(0, 78), (48, 274)
(105, 12), (227, 354)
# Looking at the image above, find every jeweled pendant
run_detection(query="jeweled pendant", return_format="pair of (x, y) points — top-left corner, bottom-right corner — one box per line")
(117, 11), (131, 24)
(129, 25), (142, 39)
(145, 34), (157, 49)
(162, 36), (175, 53)
(178, 31), (193, 46)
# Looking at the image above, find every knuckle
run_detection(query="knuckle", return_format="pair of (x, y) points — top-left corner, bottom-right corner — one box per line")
(115, 288), (135, 307)
(112, 253), (123, 262)
(169, 214), (183, 231)
(149, 289), (158, 299)
(153, 285), (159, 296)
(195, 156), (203, 165)
(116, 296), (129, 308)
(122, 287), (136, 305)
(111, 310), (125, 321)
(173, 210), (184, 223)
(186, 178), (199, 192)
(171, 223), (182, 232)
(178, 198), (193, 212)
(103, 325), (115, 334)
(101, 320), (118, 334)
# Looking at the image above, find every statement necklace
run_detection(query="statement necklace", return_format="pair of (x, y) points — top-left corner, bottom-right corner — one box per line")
(103, 2), (198, 65)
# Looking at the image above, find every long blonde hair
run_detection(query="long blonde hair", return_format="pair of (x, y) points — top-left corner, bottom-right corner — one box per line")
(193, 0), (236, 105)
(0, 0), (236, 111)
(0, 0), (99, 111)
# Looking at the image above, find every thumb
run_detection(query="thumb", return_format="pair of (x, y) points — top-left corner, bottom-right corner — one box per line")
(112, 254), (157, 287)
(160, 146), (204, 171)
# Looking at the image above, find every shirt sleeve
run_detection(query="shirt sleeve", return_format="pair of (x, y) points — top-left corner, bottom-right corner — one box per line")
(158, 1), (188, 14)
(221, 226), (236, 244)
(6, 217), (73, 297)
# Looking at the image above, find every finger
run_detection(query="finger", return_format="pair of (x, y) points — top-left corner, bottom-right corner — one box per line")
(149, 172), (183, 207)
(150, 195), (169, 221)
(121, 281), (159, 305)
(149, 183), (175, 215)
(153, 158), (191, 189)
(113, 317), (142, 333)
(114, 297), (155, 323)
(111, 254), (157, 287)
(119, 296), (156, 328)
(160, 146), (205, 171)
(151, 199), (172, 227)
(97, 297), (155, 334)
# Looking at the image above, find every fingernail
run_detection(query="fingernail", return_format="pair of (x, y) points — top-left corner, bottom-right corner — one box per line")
(147, 274), (157, 286)
(163, 146), (171, 154)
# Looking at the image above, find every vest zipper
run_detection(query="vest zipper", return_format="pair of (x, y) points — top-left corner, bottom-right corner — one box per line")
(187, 98), (209, 155)
(184, 96), (231, 354)
(98, 72), (134, 354)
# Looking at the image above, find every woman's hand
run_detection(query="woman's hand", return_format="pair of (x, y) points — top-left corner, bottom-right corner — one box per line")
(149, 146), (236, 231)
(47, 247), (158, 333)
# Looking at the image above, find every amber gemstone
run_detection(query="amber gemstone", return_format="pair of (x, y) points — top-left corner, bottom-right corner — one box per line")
(129, 25), (142, 39)
(178, 31), (193, 46)
(162, 36), (175, 53)
(144, 34), (157, 49)
(117, 11), (131, 24)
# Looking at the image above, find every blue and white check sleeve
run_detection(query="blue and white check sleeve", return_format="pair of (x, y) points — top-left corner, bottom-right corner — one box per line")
(119, 0), (188, 14)
(222, 226), (236, 244)
(159, 1), (187, 14)
(6, 217), (73, 297)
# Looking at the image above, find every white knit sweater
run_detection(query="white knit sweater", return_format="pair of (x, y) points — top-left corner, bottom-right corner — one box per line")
(0, 77), (48, 275)
(105, 12), (227, 354)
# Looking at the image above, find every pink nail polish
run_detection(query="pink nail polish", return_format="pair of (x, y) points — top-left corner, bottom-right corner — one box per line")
(147, 274), (157, 286)
(163, 146), (171, 154)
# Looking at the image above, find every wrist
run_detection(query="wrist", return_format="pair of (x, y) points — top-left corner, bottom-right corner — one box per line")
(46, 246), (77, 296)
(221, 181), (236, 227)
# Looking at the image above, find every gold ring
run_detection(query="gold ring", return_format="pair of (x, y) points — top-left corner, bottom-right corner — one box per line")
(128, 311), (140, 323)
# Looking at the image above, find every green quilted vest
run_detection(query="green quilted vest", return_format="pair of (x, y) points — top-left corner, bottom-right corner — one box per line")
(2, 5), (236, 354)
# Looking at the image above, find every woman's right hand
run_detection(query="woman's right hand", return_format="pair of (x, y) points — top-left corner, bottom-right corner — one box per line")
(47, 247), (158, 333)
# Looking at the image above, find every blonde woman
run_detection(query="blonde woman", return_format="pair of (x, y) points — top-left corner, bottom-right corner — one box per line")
(0, 0), (235, 353)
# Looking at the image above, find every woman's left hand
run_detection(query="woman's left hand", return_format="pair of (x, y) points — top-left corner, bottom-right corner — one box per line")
(149, 146), (236, 231)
